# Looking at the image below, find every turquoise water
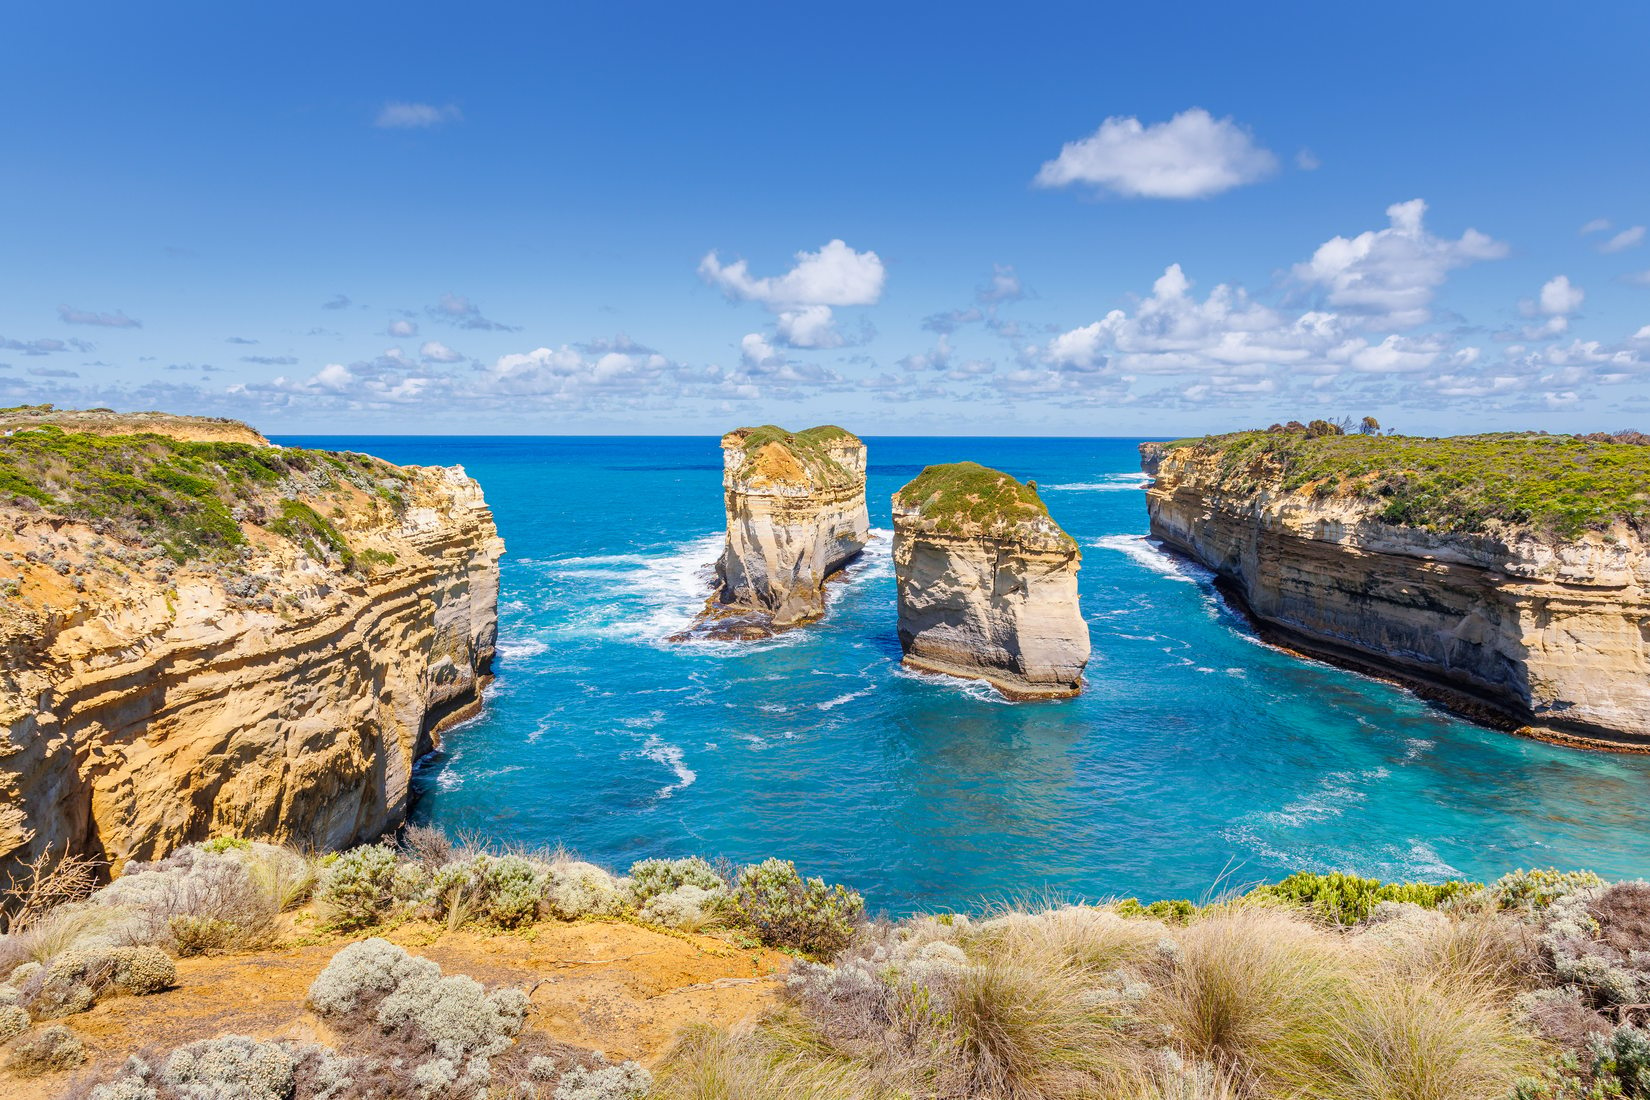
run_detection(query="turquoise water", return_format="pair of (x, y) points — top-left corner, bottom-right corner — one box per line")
(284, 436), (1650, 915)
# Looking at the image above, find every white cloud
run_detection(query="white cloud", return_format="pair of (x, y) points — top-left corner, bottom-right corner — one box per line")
(375, 102), (462, 129)
(1033, 108), (1278, 199)
(740, 333), (784, 370)
(1292, 199), (1508, 327)
(420, 340), (463, 363)
(1601, 226), (1646, 253)
(774, 305), (843, 349)
(1580, 218), (1612, 235)
(387, 319), (418, 338)
(699, 239), (885, 307)
(1295, 148), (1321, 171)
(428, 293), (517, 331)
(1539, 275), (1585, 316)
(977, 264), (1024, 303)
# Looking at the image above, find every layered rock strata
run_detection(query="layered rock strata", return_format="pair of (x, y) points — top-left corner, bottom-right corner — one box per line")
(0, 412), (503, 885)
(1142, 436), (1650, 749)
(893, 462), (1089, 698)
(691, 425), (869, 638)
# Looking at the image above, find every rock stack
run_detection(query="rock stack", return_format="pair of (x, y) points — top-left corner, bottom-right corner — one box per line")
(893, 461), (1089, 698)
(690, 425), (869, 638)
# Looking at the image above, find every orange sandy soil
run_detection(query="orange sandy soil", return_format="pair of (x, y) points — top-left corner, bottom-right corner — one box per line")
(2, 918), (788, 1098)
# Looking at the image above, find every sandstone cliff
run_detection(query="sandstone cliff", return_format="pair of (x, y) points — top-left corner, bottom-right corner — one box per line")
(1142, 431), (1650, 749)
(0, 404), (268, 445)
(692, 425), (869, 638)
(0, 414), (503, 885)
(893, 462), (1089, 699)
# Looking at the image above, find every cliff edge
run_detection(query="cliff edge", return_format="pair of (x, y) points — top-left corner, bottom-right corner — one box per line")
(0, 412), (503, 886)
(1142, 427), (1650, 749)
(692, 425), (868, 638)
(893, 461), (1089, 698)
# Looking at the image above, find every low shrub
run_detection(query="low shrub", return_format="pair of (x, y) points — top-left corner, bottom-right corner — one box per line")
(1492, 868), (1605, 912)
(1113, 897), (1197, 924)
(6, 1023), (86, 1076)
(17, 943), (174, 1018)
(1250, 871), (1478, 925)
(629, 857), (726, 905)
(0, 1002), (29, 1042)
(92, 844), (280, 950)
(315, 844), (400, 930)
(723, 858), (864, 956)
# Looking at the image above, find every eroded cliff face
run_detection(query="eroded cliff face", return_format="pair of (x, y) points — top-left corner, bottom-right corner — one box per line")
(893, 463), (1089, 699)
(1142, 442), (1650, 749)
(695, 425), (869, 637)
(0, 420), (502, 882)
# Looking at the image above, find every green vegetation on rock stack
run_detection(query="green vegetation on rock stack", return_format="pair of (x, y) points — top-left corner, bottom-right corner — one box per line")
(0, 424), (402, 564)
(730, 424), (860, 486)
(896, 460), (1072, 544)
(1170, 427), (1650, 539)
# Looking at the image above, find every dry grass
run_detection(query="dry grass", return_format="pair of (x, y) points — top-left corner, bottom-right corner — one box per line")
(1151, 906), (1346, 1085)
(1310, 976), (1541, 1100)
(653, 1021), (898, 1100)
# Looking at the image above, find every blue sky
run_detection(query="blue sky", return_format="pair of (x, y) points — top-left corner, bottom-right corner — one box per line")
(3, 2), (1648, 435)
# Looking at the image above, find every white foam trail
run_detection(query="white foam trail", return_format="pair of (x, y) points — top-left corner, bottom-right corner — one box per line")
(638, 734), (696, 799)
(843, 529), (894, 582)
(1089, 535), (1204, 585)
(496, 638), (548, 661)
(1044, 472), (1151, 492)
(818, 685), (876, 710)
(891, 663), (1013, 704)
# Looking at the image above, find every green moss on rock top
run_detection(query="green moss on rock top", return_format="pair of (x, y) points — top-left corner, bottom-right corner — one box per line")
(724, 424), (862, 485)
(895, 461), (1073, 544)
(1160, 427), (1650, 540)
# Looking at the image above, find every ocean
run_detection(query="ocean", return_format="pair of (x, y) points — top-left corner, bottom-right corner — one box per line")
(279, 435), (1650, 915)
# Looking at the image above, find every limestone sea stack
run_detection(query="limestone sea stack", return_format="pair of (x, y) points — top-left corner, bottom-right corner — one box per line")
(0, 410), (503, 885)
(690, 425), (869, 639)
(1141, 425), (1650, 749)
(893, 462), (1090, 698)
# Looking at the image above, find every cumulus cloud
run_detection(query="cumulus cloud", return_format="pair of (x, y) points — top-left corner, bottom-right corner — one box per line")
(1295, 149), (1321, 171)
(1580, 218), (1612, 235)
(773, 305), (843, 349)
(387, 319), (418, 338)
(1538, 275), (1584, 315)
(923, 306), (984, 334)
(427, 292), (518, 331)
(375, 102), (462, 129)
(322, 294), (352, 310)
(420, 340), (463, 363)
(1033, 108), (1278, 199)
(225, 336), (259, 345)
(58, 304), (141, 328)
(241, 355), (299, 366)
(701, 239), (884, 351)
(1291, 199), (1508, 327)
(1600, 226), (1646, 253)
(699, 239), (885, 308)
(28, 366), (79, 378)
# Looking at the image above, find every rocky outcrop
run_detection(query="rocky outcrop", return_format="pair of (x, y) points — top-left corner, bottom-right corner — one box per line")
(893, 462), (1089, 698)
(1142, 438), (1650, 749)
(691, 425), (869, 638)
(0, 416), (503, 884)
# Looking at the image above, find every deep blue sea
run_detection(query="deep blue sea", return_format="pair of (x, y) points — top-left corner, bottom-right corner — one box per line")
(281, 436), (1650, 915)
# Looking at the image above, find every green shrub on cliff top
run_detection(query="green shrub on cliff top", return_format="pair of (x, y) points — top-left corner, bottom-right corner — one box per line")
(729, 424), (860, 486)
(723, 858), (864, 956)
(1250, 871), (1479, 925)
(1164, 428), (1650, 539)
(895, 460), (1071, 543)
(0, 424), (404, 563)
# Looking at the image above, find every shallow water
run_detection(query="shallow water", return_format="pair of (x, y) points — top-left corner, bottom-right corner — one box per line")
(280, 435), (1650, 915)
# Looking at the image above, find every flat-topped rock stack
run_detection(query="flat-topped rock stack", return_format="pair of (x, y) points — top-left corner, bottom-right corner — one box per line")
(893, 461), (1089, 698)
(688, 425), (869, 639)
